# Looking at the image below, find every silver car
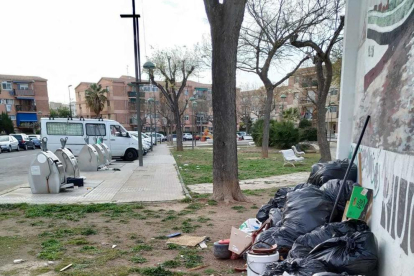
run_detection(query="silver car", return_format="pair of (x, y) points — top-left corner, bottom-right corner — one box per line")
(0, 135), (19, 152)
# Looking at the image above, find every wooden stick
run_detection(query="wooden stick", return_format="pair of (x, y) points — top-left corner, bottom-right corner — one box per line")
(188, 265), (209, 271)
(358, 152), (362, 185)
(60, 264), (72, 272)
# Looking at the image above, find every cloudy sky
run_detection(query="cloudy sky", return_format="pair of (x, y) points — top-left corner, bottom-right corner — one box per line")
(0, 0), (278, 104)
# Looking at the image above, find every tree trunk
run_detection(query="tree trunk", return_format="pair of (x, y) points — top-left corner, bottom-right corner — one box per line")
(204, 0), (247, 202)
(261, 86), (273, 158)
(174, 105), (184, 151)
(316, 102), (331, 161)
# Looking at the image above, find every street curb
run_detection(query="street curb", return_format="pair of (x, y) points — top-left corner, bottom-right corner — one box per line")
(174, 163), (192, 200)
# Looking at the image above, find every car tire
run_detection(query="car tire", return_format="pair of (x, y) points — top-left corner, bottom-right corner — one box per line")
(9, 146), (12, 152)
(16, 146), (20, 152)
(124, 149), (138, 161)
(32, 145), (35, 150)
(24, 145), (28, 150)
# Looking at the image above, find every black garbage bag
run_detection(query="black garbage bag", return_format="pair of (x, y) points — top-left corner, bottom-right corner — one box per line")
(256, 183), (311, 223)
(320, 179), (359, 221)
(308, 231), (378, 275)
(288, 220), (370, 259)
(253, 186), (335, 250)
(270, 208), (283, 227)
(263, 259), (327, 276)
(308, 159), (358, 187)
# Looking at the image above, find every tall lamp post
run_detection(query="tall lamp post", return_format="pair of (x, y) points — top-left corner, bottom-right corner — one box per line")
(143, 61), (156, 146)
(189, 97), (197, 150)
(148, 97), (154, 149)
(68, 85), (72, 117)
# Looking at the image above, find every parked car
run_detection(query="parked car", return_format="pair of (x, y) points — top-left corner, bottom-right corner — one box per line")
(237, 131), (247, 139)
(28, 135), (41, 148)
(0, 135), (20, 152)
(236, 134), (243, 141)
(10, 133), (35, 150)
(243, 135), (253, 141)
(183, 133), (193, 141)
(172, 134), (177, 142)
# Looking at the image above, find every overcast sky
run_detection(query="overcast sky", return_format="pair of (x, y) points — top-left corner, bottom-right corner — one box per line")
(0, 0), (279, 104)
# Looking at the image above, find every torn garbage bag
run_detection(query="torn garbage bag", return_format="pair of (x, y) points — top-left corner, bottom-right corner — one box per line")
(320, 179), (359, 220)
(308, 159), (358, 187)
(263, 258), (327, 276)
(308, 231), (378, 275)
(288, 220), (370, 259)
(253, 186), (335, 250)
(256, 183), (311, 223)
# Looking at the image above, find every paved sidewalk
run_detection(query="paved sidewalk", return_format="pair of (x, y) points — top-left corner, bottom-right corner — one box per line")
(188, 172), (309, 194)
(0, 144), (185, 204)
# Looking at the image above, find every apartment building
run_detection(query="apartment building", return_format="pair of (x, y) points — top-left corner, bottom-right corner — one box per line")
(75, 77), (215, 132)
(0, 74), (50, 132)
(240, 66), (340, 137)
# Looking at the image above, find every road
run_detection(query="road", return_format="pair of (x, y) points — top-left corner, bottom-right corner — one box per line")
(0, 148), (40, 192)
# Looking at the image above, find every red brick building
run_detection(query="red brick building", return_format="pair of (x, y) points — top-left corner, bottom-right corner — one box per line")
(0, 74), (50, 133)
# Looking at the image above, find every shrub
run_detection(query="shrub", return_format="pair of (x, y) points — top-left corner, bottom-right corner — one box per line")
(298, 118), (312, 129)
(271, 121), (299, 148)
(251, 119), (277, 147)
(299, 127), (318, 142)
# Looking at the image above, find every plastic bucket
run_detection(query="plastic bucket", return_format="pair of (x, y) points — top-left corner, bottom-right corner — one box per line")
(247, 251), (279, 276)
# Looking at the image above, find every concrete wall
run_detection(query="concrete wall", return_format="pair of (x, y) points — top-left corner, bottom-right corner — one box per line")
(338, 0), (414, 275)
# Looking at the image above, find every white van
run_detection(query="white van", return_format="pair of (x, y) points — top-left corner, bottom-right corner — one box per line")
(40, 118), (140, 161)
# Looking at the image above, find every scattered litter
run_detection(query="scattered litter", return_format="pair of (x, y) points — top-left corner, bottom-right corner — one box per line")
(48, 261), (55, 265)
(199, 241), (207, 248)
(184, 164), (189, 166)
(179, 167), (183, 169)
(113, 168), (121, 171)
(13, 259), (24, 264)
(166, 232), (181, 238)
(177, 155), (182, 157)
(167, 235), (206, 247)
(60, 264), (72, 272)
(112, 245), (117, 249)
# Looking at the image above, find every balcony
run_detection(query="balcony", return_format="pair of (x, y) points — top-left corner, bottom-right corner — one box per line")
(15, 89), (35, 96)
(16, 105), (36, 112)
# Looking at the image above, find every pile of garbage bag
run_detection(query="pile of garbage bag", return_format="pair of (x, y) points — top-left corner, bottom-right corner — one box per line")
(249, 160), (378, 276)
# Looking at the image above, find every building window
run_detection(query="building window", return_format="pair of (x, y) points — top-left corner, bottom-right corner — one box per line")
(294, 76), (299, 84)
(184, 89), (189, 96)
(1, 81), (12, 90)
(19, 84), (29, 90)
(10, 115), (16, 120)
(107, 100), (110, 106)
(329, 106), (338, 112)
(330, 89), (338, 95)
(6, 104), (12, 112)
(184, 115), (189, 121)
(6, 99), (14, 104)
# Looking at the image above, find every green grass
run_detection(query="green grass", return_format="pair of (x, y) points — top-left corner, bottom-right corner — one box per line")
(132, 244), (153, 252)
(130, 255), (147, 263)
(173, 148), (319, 185)
(38, 239), (65, 260)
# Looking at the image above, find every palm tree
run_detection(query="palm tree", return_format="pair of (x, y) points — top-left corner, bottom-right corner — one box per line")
(282, 107), (299, 122)
(85, 84), (108, 117)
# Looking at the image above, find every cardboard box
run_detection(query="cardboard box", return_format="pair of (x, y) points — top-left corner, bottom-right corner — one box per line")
(228, 227), (252, 254)
(346, 186), (373, 221)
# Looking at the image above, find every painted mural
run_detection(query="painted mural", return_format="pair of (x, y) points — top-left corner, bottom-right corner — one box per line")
(354, 0), (414, 154)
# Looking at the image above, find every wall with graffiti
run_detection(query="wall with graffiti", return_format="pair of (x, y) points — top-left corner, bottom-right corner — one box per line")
(349, 0), (414, 275)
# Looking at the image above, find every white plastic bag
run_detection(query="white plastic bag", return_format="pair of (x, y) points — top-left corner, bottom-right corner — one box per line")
(239, 218), (261, 233)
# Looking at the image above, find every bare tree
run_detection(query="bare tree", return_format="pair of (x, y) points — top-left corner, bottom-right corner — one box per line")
(238, 0), (338, 158)
(291, 13), (344, 161)
(148, 47), (200, 151)
(157, 93), (175, 141)
(204, 0), (247, 202)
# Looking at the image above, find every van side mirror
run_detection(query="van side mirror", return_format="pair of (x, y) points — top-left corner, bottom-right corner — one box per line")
(122, 132), (129, 137)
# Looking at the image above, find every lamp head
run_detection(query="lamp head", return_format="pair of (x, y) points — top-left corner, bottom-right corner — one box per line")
(143, 61), (156, 70)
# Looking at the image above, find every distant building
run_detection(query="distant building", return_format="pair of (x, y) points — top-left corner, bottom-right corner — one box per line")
(240, 66), (340, 137)
(75, 76), (218, 132)
(0, 74), (50, 132)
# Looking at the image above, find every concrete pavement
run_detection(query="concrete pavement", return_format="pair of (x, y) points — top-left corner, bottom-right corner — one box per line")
(0, 144), (185, 204)
(0, 148), (40, 192)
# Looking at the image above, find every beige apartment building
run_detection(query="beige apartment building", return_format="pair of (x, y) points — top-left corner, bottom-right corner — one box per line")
(75, 76), (215, 133)
(0, 74), (50, 132)
(240, 66), (340, 137)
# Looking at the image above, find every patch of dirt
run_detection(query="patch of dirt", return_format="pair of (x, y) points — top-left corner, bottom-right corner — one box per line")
(0, 190), (276, 275)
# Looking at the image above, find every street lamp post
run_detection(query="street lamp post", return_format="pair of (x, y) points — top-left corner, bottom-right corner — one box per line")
(68, 85), (72, 117)
(148, 97), (154, 149)
(189, 97), (197, 150)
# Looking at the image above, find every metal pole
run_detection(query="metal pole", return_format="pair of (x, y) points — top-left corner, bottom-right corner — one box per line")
(68, 85), (72, 117)
(154, 100), (157, 146)
(192, 107), (194, 150)
(328, 115), (371, 223)
(194, 112), (197, 146)
(150, 102), (153, 149)
(129, 0), (143, 165)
